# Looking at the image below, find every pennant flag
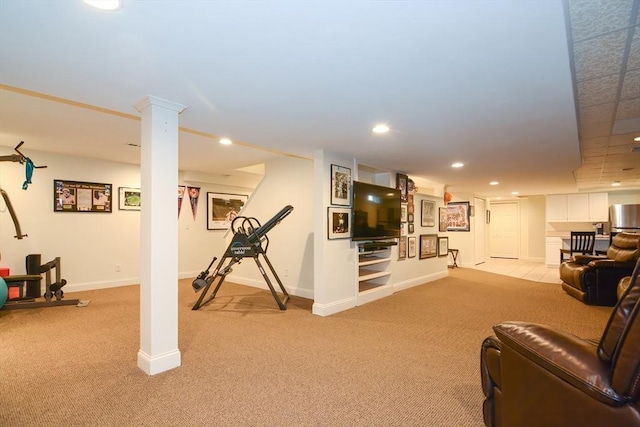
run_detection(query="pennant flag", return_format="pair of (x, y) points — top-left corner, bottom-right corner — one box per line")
(178, 185), (186, 217)
(187, 186), (200, 220)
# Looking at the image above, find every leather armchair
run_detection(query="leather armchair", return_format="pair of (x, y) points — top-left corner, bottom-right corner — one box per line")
(481, 259), (640, 427)
(560, 232), (640, 306)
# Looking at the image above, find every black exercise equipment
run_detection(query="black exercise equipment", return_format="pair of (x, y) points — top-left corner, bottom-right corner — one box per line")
(1, 254), (79, 310)
(0, 141), (47, 239)
(192, 205), (294, 311)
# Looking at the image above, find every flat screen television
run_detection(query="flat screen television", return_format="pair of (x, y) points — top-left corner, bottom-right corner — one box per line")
(351, 181), (401, 241)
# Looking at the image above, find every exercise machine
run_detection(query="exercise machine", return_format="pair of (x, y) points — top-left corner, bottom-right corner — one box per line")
(2, 254), (80, 310)
(192, 205), (294, 311)
(0, 141), (47, 239)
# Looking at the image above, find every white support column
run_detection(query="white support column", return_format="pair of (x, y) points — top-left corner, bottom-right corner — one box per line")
(134, 95), (187, 375)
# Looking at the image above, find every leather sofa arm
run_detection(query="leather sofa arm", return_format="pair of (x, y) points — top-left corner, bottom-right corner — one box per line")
(493, 321), (624, 405)
(589, 259), (636, 269)
(572, 255), (604, 265)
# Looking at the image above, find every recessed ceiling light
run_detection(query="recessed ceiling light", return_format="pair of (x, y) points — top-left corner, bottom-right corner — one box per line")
(511, 191), (519, 195)
(372, 124), (390, 134)
(82, 0), (120, 10)
(489, 181), (499, 186)
(451, 162), (464, 168)
(634, 136), (640, 142)
(219, 138), (232, 145)
(612, 181), (621, 186)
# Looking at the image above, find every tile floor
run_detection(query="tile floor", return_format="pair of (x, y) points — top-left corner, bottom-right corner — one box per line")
(470, 258), (561, 284)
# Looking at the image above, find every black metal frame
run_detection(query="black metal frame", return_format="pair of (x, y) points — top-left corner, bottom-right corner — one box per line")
(192, 205), (293, 311)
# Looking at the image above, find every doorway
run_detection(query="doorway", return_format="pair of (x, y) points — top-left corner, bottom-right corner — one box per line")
(489, 202), (519, 259)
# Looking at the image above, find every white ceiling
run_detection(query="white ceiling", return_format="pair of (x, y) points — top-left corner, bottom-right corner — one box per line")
(0, 0), (638, 198)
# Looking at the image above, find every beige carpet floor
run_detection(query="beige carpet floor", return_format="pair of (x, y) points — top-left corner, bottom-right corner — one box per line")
(0, 268), (611, 426)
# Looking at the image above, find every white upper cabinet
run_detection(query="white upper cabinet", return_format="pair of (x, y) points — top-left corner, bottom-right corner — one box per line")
(546, 192), (608, 222)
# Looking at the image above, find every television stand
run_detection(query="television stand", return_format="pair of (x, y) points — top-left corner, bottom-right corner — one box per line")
(358, 240), (397, 253)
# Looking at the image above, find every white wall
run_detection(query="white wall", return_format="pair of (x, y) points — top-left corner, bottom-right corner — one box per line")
(224, 155), (315, 299)
(0, 147), (256, 292)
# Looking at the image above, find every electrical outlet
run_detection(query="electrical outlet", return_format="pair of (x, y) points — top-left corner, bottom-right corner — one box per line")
(115, 264), (121, 272)
(284, 269), (289, 277)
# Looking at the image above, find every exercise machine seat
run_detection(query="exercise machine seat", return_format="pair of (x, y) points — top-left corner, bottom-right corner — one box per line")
(481, 259), (640, 427)
(559, 232), (640, 306)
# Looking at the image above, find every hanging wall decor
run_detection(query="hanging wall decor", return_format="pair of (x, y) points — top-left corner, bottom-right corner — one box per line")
(330, 164), (352, 206)
(54, 179), (112, 213)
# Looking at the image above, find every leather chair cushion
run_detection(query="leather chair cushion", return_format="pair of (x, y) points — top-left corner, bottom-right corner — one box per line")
(618, 276), (632, 299)
(608, 233), (640, 262)
(599, 274), (640, 362)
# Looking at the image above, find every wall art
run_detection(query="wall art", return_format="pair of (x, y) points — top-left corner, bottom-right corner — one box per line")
(330, 164), (351, 206)
(328, 206), (350, 239)
(119, 187), (140, 211)
(54, 179), (112, 213)
(207, 192), (248, 230)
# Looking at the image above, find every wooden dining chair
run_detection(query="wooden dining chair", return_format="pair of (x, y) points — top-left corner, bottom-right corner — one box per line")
(560, 231), (596, 263)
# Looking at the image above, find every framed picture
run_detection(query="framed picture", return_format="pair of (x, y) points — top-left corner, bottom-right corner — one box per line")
(401, 204), (408, 222)
(438, 236), (449, 257)
(486, 209), (491, 224)
(398, 236), (407, 260)
(400, 222), (407, 236)
(447, 201), (471, 232)
(408, 223), (414, 234)
(207, 192), (248, 230)
(118, 187), (141, 211)
(439, 207), (448, 232)
(54, 179), (112, 213)
(328, 207), (350, 239)
(419, 234), (438, 259)
(408, 236), (417, 258)
(421, 199), (436, 227)
(407, 194), (414, 213)
(396, 173), (408, 203)
(330, 164), (351, 206)
(407, 213), (414, 223)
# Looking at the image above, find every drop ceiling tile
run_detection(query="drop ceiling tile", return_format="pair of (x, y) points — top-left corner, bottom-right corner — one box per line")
(568, 0), (634, 42)
(577, 74), (619, 107)
(620, 69), (640, 100)
(616, 97), (640, 121)
(579, 121), (612, 138)
(610, 132), (639, 145)
(581, 136), (610, 148)
(582, 147), (608, 157)
(580, 102), (615, 123)
(574, 30), (628, 81)
(606, 144), (636, 154)
(627, 30), (640, 70)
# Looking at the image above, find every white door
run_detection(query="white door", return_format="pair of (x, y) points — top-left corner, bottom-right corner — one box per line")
(474, 197), (486, 265)
(489, 202), (519, 259)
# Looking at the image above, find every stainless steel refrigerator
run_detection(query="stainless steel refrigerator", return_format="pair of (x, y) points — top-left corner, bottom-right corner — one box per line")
(610, 204), (640, 233)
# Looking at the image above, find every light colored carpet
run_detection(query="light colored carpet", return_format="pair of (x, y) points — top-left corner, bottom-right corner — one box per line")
(0, 268), (611, 426)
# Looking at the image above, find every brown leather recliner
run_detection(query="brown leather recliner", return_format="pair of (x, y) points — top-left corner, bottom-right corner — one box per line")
(560, 232), (640, 306)
(480, 259), (640, 427)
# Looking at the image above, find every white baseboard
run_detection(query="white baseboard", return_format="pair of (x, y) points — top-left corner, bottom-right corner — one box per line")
(393, 270), (448, 292)
(312, 297), (356, 317)
(137, 349), (181, 376)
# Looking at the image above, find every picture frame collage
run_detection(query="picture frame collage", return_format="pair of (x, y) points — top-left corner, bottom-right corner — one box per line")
(327, 164), (352, 240)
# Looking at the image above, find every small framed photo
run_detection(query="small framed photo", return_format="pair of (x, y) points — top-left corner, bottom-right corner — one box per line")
(396, 173), (408, 203)
(328, 206), (350, 239)
(119, 187), (141, 211)
(408, 223), (415, 234)
(438, 236), (449, 257)
(447, 201), (471, 232)
(330, 164), (351, 206)
(408, 236), (417, 258)
(419, 234), (438, 259)
(421, 199), (436, 227)
(439, 207), (448, 232)
(207, 192), (248, 230)
(401, 204), (408, 222)
(407, 213), (414, 223)
(398, 237), (407, 260)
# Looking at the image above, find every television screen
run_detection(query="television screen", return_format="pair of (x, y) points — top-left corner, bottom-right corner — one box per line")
(352, 181), (401, 241)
